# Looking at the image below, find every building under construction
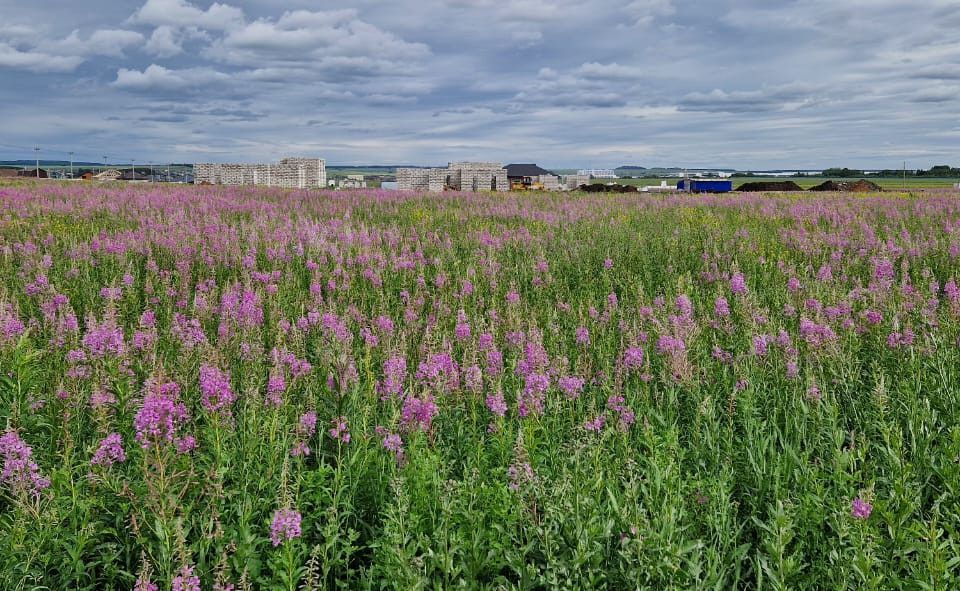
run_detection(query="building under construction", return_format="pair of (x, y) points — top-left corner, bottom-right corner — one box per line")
(194, 157), (326, 189)
(396, 162), (508, 192)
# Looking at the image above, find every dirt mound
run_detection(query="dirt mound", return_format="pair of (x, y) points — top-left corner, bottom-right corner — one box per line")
(808, 179), (883, 192)
(736, 181), (803, 192)
(578, 183), (639, 193)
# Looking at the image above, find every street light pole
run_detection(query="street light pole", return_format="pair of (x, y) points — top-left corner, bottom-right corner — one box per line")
(34, 146), (39, 178)
(103, 156), (107, 174)
(131, 159), (135, 180)
(69, 151), (74, 179)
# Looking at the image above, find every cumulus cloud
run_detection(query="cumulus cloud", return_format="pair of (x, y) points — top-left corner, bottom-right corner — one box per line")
(0, 42), (84, 73)
(113, 64), (229, 92)
(678, 84), (825, 113)
(53, 29), (144, 57)
(206, 9), (430, 69)
(129, 0), (245, 31)
(624, 0), (675, 27)
(144, 26), (183, 57)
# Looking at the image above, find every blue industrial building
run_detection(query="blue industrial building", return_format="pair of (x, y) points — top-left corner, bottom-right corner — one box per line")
(676, 179), (733, 193)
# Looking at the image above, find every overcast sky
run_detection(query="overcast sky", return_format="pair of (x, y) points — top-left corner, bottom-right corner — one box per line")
(0, 0), (958, 168)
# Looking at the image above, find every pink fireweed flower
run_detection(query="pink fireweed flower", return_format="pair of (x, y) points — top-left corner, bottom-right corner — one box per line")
(584, 414), (606, 432)
(329, 416), (351, 443)
(416, 352), (460, 392)
(133, 381), (190, 450)
(730, 272), (748, 295)
(603, 258), (614, 269)
(851, 497), (872, 519)
(401, 395), (438, 432)
(752, 334), (770, 357)
(0, 430), (51, 497)
(464, 364), (483, 393)
(0, 304), (26, 345)
(518, 372), (549, 417)
(134, 571), (159, 591)
(575, 326), (590, 345)
(266, 371), (286, 407)
(714, 296), (730, 318)
(270, 508), (302, 546)
(622, 347), (644, 370)
(485, 391), (508, 417)
(557, 375), (585, 399)
(817, 264), (833, 282)
(379, 429), (406, 464)
(82, 318), (125, 359)
(89, 388), (117, 410)
(507, 461), (535, 491)
(656, 335), (686, 355)
(478, 332), (495, 350)
(607, 292), (619, 310)
(171, 565), (200, 591)
(485, 348), (503, 376)
(377, 355), (406, 399)
(454, 315), (471, 341)
(91, 433), (126, 467)
(199, 365), (236, 415)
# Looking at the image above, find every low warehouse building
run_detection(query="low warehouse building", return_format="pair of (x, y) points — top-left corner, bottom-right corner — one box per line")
(677, 179), (733, 193)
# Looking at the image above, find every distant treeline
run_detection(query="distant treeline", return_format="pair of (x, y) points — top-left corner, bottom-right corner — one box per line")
(822, 166), (960, 178)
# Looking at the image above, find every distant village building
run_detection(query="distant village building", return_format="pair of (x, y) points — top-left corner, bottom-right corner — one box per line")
(194, 158), (326, 189)
(94, 169), (123, 181)
(0, 168), (18, 178)
(17, 168), (48, 178)
(505, 164), (561, 191)
(396, 162), (508, 192)
(337, 174), (367, 189)
(578, 168), (618, 179)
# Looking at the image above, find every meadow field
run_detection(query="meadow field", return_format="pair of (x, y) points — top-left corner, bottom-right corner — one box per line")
(2, 182), (960, 589)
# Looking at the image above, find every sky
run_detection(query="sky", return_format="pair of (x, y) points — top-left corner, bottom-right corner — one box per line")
(0, 0), (958, 169)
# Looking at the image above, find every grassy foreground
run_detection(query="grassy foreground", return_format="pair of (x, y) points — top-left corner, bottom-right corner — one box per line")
(2, 183), (960, 589)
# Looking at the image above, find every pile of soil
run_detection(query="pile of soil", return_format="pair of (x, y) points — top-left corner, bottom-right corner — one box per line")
(737, 181), (803, 192)
(578, 183), (639, 193)
(808, 179), (883, 192)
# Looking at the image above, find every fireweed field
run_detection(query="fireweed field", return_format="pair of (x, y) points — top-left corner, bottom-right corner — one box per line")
(2, 183), (960, 590)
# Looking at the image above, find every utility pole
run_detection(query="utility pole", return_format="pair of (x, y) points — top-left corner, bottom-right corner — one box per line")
(34, 146), (39, 178)
(131, 159), (136, 180)
(903, 161), (906, 190)
(69, 151), (74, 179)
(103, 156), (107, 174)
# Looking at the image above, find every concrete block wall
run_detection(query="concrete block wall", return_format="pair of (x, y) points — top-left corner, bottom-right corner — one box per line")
(397, 162), (508, 193)
(194, 158), (326, 189)
(563, 174), (590, 190)
(540, 174), (561, 191)
(397, 168), (431, 191)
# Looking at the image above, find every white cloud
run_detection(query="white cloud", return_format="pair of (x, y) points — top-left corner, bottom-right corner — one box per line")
(129, 0), (245, 31)
(624, 0), (675, 27)
(145, 26), (183, 57)
(0, 42), (85, 73)
(113, 64), (229, 91)
(576, 62), (644, 80)
(54, 29), (144, 57)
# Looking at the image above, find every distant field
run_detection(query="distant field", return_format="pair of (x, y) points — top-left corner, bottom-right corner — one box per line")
(608, 177), (959, 190)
